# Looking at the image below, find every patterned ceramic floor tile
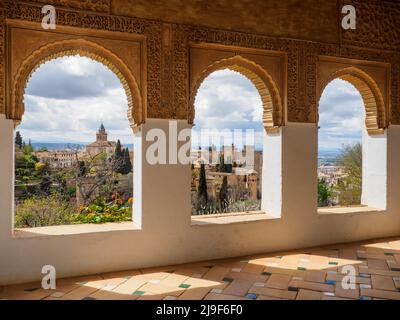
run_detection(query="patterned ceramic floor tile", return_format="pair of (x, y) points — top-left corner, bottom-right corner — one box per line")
(3, 237), (400, 300)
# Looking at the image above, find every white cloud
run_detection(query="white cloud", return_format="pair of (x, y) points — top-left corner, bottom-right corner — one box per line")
(19, 57), (133, 145)
(56, 55), (103, 77)
(193, 69), (264, 149)
(318, 79), (364, 150)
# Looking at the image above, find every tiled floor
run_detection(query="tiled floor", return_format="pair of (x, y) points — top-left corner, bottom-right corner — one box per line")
(2, 237), (400, 300)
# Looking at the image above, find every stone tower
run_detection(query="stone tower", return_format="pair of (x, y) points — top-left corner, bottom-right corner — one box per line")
(96, 123), (108, 142)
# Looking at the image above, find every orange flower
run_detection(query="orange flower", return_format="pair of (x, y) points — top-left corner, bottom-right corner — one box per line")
(128, 198), (133, 204)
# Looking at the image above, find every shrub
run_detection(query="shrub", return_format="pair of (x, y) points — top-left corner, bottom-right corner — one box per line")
(72, 192), (132, 224)
(14, 195), (74, 228)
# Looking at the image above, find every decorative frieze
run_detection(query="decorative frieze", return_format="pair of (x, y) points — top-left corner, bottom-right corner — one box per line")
(0, 0), (398, 126)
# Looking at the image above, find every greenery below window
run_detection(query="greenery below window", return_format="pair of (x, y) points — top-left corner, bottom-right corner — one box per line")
(14, 131), (133, 228)
(318, 143), (362, 207)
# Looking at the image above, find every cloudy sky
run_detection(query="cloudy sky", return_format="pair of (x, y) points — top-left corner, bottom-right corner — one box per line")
(20, 56), (132, 144)
(318, 79), (364, 151)
(20, 56), (364, 151)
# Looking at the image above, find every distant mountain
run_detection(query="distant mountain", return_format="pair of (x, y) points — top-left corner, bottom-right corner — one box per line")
(318, 148), (340, 165)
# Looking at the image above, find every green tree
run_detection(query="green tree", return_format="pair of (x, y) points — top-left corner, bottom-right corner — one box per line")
(219, 176), (229, 212)
(318, 178), (332, 207)
(197, 163), (208, 213)
(115, 140), (122, 159)
(113, 140), (122, 173)
(23, 139), (34, 155)
(15, 131), (23, 149)
(123, 148), (133, 174)
(335, 143), (362, 206)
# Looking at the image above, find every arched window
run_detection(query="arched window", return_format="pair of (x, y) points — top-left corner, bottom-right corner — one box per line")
(14, 55), (137, 229)
(318, 78), (387, 210)
(190, 69), (265, 215)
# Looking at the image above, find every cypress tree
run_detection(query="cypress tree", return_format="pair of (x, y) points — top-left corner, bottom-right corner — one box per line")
(225, 156), (233, 173)
(15, 131), (23, 149)
(25, 139), (34, 154)
(115, 140), (122, 159)
(197, 163), (208, 212)
(123, 148), (133, 174)
(217, 153), (225, 173)
(113, 140), (123, 173)
(219, 176), (229, 213)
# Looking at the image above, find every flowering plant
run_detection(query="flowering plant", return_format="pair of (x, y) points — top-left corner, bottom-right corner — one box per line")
(73, 192), (133, 224)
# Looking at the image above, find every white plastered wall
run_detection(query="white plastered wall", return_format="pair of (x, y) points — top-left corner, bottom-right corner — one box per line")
(0, 118), (399, 285)
(261, 129), (282, 217)
(362, 130), (387, 209)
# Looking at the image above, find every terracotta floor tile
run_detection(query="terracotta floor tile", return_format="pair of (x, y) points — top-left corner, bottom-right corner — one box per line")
(138, 293), (167, 300)
(202, 266), (231, 281)
(326, 273), (371, 285)
(182, 277), (222, 289)
(339, 248), (358, 260)
(227, 271), (268, 283)
(304, 270), (327, 284)
(242, 263), (265, 274)
(360, 288), (400, 300)
(263, 266), (304, 277)
(112, 276), (148, 295)
(335, 284), (360, 299)
(178, 287), (211, 300)
(248, 286), (297, 300)
(394, 278), (400, 289)
(296, 289), (322, 300)
(204, 293), (249, 300)
(11, 289), (53, 300)
(371, 275), (397, 291)
(265, 274), (292, 290)
(84, 277), (127, 290)
(88, 289), (138, 300)
(367, 259), (389, 270)
(322, 295), (352, 300)
(4, 237), (400, 301)
(358, 251), (394, 261)
(223, 279), (254, 297)
(358, 266), (400, 277)
(160, 273), (189, 287)
(289, 280), (334, 293)
(60, 285), (100, 300)
(138, 283), (184, 296)
(256, 295), (286, 300)
(387, 261), (400, 271)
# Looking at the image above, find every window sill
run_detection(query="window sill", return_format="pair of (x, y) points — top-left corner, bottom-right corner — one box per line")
(318, 205), (385, 216)
(13, 221), (141, 239)
(191, 211), (279, 226)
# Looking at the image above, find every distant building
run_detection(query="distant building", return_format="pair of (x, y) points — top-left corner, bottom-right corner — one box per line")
(86, 123), (117, 158)
(34, 150), (76, 169)
(318, 164), (346, 187)
(191, 144), (262, 201)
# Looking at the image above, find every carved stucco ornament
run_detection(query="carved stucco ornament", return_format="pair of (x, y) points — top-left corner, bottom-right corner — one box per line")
(10, 38), (144, 128)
